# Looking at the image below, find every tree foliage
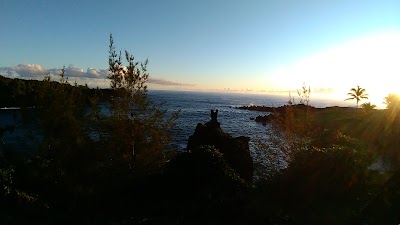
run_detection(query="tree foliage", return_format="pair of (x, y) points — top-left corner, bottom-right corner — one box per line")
(345, 85), (368, 108)
(297, 82), (311, 105)
(384, 94), (400, 115)
(278, 86), (313, 154)
(361, 102), (376, 115)
(95, 33), (178, 174)
(0, 34), (180, 223)
(361, 102), (376, 111)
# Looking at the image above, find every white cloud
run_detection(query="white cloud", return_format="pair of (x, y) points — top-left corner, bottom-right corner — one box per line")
(49, 65), (108, 78)
(1, 64), (48, 78)
(0, 64), (196, 89)
(148, 77), (196, 87)
(1, 64), (109, 79)
(52, 65), (108, 79)
(86, 68), (108, 78)
(64, 64), (85, 77)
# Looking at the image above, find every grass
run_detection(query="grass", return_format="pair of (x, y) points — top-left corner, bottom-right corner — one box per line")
(313, 108), (385, 146)
(311, 107), (400, 169)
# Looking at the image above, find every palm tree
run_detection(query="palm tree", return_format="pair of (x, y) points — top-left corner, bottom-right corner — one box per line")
(345, 86), (369, 109)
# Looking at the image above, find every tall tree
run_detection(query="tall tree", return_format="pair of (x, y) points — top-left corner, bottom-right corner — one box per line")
(384, 94), (400, 122)
(384, 94), (400, 112)
(102, 33), (178, 174)
(345, 86), (369, 109)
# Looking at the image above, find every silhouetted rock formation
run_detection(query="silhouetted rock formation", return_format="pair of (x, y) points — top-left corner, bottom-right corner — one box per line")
(187, 109), (253, 182)
(238, 104), (316, 113)
(255, 114), (275, 123)
(207, 109), (220, 127)
(240, 104), (320, 124)
(238, 105), (275, 112)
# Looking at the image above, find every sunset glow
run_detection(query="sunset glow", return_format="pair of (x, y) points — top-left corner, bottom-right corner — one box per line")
(0, 1), (399, 107)
(266, 32), (400, 107)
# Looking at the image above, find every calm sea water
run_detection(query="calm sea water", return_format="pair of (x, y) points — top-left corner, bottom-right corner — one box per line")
(1, 90), (348, 153)
(150, 90), (284, 151)
(148, 90), (348, 150)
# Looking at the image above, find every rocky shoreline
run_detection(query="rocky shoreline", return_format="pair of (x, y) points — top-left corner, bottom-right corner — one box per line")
(238, 104), (354, 124)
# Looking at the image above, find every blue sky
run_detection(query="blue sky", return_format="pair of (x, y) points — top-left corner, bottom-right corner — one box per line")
(1, 0), (399, 103)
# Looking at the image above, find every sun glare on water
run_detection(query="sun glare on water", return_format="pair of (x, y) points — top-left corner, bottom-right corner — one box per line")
(266, 32), (400, 108)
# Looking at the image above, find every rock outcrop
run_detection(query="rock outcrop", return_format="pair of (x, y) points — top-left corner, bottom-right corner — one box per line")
(255, 114), (275, 123)
(187, 109), (253, 182)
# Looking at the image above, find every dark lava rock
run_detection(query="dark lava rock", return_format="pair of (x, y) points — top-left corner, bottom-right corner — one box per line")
(255, 114), (274, 123)
(187, 110), (253, 182)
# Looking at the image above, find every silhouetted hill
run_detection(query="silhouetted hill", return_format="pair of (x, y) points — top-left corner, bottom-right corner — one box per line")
(0, 74), (111, 107)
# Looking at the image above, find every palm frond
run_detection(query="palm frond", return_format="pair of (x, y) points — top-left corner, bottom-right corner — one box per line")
(345, 86), (369, 104)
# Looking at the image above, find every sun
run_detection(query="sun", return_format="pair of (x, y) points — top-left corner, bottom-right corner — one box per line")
(360, 79), (400, 109)
(266, 31), (400, 108)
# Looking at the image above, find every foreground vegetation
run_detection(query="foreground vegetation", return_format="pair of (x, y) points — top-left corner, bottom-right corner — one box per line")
(260, 103), (400, 224)
(1, 38), (400, 224)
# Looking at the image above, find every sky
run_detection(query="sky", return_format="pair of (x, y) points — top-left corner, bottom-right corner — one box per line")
(0, 0), (399, 106)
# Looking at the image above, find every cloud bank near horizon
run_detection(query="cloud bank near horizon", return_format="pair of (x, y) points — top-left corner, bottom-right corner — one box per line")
(0, 64), (196, 88)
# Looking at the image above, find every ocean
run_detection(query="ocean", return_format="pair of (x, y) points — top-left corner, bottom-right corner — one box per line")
(1, 90), (349, 153)
(149, 90), (349, 151)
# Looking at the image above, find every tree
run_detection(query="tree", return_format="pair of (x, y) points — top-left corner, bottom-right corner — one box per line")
(297, 82), (311, 106)
(384, 94), (400, 122)
(101, 33), (178, 174)
(384, 94), (400, 111)
(256, 84), (315, 178)
(345, 86), (369, 109)
(361, 102), (376, 113)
